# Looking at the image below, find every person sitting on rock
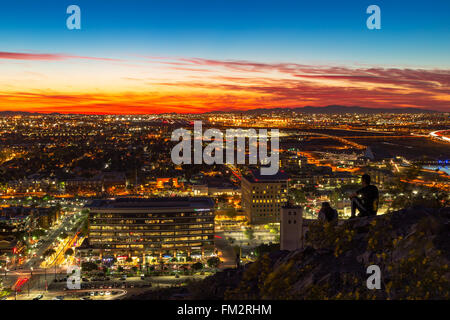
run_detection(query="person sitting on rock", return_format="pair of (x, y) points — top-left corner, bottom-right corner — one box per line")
(350, 174), (379, 218)
(318, 202), (338, 223)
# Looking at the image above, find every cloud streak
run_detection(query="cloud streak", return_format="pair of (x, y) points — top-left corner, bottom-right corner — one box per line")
(0, 51), (120, 62)
(0, 52), (449, 113)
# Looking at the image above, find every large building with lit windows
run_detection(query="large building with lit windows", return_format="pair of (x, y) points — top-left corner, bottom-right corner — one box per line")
(86, 197), (215, 262)
(241, 170), (289, 224)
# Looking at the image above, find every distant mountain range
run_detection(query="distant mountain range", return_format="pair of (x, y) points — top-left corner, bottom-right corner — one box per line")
(0, 105), (442, 116)
(205, 105), (440, 114)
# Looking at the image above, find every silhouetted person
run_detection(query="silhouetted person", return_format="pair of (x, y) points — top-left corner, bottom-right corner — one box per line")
(318, 202), (338, 223)
(350, 174), (379, 218)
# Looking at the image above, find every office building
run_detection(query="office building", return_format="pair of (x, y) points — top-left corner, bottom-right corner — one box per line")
(241, 170), (289, 224)
(86, 197), (215, 262)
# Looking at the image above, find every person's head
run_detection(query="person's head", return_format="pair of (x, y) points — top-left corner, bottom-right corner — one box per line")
(321, 202), (331, 208)
(362, 174), (371, 186)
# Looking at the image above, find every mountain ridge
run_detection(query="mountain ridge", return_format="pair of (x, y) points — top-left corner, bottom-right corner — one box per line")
(204, 105), (440, 114)
(0, 105), (443, 116)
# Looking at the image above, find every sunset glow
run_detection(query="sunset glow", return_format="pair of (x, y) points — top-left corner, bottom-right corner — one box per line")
(0, 0), (449, 114)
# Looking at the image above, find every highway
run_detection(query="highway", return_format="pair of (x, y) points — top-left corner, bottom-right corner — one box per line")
(430, 130), (450, 143)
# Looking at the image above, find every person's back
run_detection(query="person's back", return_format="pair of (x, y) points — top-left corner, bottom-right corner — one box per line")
(318, 202), (338, 222)
(356, 184), (379, 216)
(324, 207), (338, 222)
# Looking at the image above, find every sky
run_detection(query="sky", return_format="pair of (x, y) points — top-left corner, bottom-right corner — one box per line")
(0, 0), (449, 114)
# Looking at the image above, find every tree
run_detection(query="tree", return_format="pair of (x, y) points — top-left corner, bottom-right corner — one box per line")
(291, 189), (307, 205)
(225, 208), (237, 219)
(207, 257), (221, 269)
(64, 248), (74, 257)
(43, 248), (56, 258)
(159, 260), (165, 271)
(330, 189), (341, 208)
(31, 229), (46, 238)
(81, 261), (98, 272)
(269, 224), (279, 235)
(254, 243), (280, 257)
(79, 218), (89, 237)
(191, 262), (203, 271)
(244, 227), (255, 241)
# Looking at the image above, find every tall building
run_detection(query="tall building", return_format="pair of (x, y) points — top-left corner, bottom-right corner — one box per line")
(241, 170), (289, 224)
(280, 205), (303, 251)
(86, 197), (215, 262)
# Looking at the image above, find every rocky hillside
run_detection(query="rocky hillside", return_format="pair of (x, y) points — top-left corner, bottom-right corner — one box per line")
(131, 206), (450, 300)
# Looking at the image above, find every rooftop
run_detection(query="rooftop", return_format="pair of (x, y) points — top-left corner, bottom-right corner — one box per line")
(85, 197), (215, 210)
(243, 169), (289, 183)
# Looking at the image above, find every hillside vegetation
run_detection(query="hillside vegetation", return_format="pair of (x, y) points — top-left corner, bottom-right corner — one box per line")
(132, 207), (450, 300)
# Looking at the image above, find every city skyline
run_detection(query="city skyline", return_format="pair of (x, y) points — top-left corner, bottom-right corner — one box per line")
(0, 0), (448, 304)
(0, 0), (449, 114)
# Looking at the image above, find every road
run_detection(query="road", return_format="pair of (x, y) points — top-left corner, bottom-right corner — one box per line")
(214, 232), (237, 269)
(6, 275), (208, 300)
(8, 288), (127, 300)
(2, 210), (87, 295)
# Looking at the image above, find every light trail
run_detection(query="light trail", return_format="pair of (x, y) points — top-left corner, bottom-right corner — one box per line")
(430, 130), (450, 143)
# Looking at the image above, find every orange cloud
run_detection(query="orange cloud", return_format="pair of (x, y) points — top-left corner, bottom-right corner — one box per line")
(0, 52), (449, 113)
(0, 51), (121, 62)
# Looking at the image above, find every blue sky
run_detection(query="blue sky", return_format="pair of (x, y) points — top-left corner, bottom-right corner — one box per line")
(0, 0), (449, 67)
